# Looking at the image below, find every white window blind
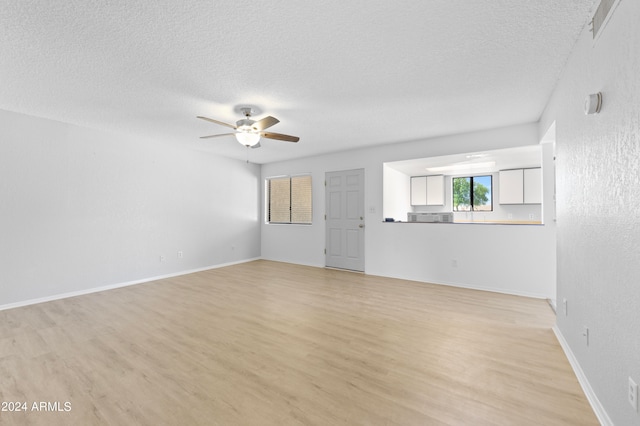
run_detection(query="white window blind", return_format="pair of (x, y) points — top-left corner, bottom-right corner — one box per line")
(268, 177), (291, 223)
(291, 175), (312, 223)
(267, 175), (312, 224)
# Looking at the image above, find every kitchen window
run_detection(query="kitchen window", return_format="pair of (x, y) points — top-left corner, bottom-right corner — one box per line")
(452, 175), (493, 212)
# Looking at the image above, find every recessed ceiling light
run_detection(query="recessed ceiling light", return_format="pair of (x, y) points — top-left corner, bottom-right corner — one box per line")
(426, 161), (496, 173)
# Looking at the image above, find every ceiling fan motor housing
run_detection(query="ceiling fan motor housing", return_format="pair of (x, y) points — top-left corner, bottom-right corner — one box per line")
(236, 118), (257, 132)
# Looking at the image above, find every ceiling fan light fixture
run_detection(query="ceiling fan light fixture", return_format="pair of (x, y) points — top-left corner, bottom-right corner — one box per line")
(235, 131), (261, 146)
(198, 106), (298, 147)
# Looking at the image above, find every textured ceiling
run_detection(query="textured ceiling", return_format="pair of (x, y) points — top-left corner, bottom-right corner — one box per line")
(0, 1), (596, 164)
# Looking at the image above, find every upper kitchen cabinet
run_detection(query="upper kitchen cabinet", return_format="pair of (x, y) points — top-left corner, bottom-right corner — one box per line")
(523, 168), (542, 204)
(499, 168), (541, 204)
(411, 175), (444, 206)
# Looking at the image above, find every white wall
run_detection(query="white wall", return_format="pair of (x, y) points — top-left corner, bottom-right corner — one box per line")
(0, 109), (261, 308)
(262, 122), (556, 298)
(539, 1), (640, 424)
(382, 164), (410, 221)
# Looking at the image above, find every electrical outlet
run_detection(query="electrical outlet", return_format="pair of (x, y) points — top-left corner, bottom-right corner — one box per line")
(177, 251), (183, 259)
(160, 255), (165, 262)
(582, 326), (589, 346)
(529, 213), (535, 220)
(451, 259), (458, 268)
(629, 377), (638, 411)
(563, 298), (568, 316)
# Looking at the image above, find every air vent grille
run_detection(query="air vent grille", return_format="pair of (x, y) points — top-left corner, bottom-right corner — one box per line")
(592, 0), (619, 40)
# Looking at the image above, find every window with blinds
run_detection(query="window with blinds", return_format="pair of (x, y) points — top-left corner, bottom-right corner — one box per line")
(267, 175), (312, 224)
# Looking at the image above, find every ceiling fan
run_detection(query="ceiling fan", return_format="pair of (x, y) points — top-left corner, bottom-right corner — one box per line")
(197, 107), (299, 148)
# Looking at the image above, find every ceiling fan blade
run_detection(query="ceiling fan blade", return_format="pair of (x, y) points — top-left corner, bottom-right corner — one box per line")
(200, 133), (236, 139)
(196, 116), (237, 129)
(251, 142), (261, 149)
(252, 116), (280, 131)
(260, 131), (299, 142)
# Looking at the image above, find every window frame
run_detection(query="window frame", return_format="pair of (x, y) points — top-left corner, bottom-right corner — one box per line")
(266, 174), (313, 225)
(452, 174), (493, 212)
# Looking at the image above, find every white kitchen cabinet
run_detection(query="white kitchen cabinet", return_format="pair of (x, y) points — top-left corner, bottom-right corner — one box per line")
(499, 168), (542, 204)
(410, 176), (427, 205)
(426, 175), (445, 205)
(499, 169), (524, 204)
(411, 175), (444, 206)
(523, 168), (542, 204)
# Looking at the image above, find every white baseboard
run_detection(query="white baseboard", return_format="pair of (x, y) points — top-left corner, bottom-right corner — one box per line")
(552, 325), (612, 426)
(260, 257), (325, 269)
(368, 272), (550, 300)
(0, 257), (261, 312)
(432, 278), (550, 299)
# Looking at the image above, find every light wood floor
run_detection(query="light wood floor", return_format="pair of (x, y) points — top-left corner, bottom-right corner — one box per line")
(0, 260), (597, 425)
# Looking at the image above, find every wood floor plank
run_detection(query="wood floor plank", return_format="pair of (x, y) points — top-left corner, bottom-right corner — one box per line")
(0, 260), (598, 425)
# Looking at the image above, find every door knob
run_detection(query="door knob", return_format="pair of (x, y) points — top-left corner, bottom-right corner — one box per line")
(359, 224), (364, 228)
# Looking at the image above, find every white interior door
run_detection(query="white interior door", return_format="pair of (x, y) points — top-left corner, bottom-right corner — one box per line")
(325, 169), (365, 271)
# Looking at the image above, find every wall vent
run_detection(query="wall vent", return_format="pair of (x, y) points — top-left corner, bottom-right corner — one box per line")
(591, 0), (622, 41)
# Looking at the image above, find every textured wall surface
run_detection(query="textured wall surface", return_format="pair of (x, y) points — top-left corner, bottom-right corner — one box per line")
(540, 0), (640, 423)
(0, 109), (261, 307)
